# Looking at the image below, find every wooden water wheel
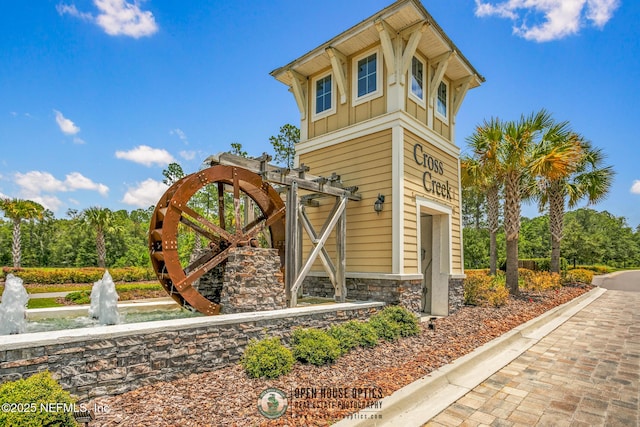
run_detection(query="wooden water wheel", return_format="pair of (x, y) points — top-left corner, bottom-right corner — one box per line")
(148, 165), (286, 315)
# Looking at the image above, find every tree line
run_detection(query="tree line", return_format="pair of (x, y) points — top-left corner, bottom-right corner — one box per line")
(0, 124), (299, 270)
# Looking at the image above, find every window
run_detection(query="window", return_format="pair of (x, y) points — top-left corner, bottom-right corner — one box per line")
(316, 75), (332, 114)
(436, 81), (448, 120)
(312, 72), (336, 120)
(352, 48), (382, 106)
(409, 56), (425, 105)
(357, 53), (377, 97)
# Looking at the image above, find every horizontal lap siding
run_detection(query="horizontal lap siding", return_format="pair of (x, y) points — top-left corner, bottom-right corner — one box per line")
(299, 130), (393, 273)
(403, 130), (462, 274)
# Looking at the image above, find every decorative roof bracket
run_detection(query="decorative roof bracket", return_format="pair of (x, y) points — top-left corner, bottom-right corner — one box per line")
(326, 47), (348, 104)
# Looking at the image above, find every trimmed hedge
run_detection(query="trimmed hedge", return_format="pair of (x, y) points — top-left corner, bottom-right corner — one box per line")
(0, 371), (77, 427)
(563, 268), (595, 285)
(241, 337), (294, 379)
(0, 267), (155, 284)
(291, 328), (341, 366)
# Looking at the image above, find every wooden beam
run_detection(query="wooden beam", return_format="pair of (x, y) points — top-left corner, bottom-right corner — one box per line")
(287, 69), (307, 120)
(428, 51), (452, 101)
(326, 47), (348, 105)
(374, 18), (397, 80)
(452, 75), (473, 118)
(299, 206), (336, 286)
(285, 181), (299, 307)
(208, 152), (362, 201)
(400, 22), (427, 77)
(290, 196), (348, 295)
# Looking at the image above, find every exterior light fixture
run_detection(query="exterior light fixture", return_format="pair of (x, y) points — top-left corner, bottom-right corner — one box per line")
(428, 317), (437, 331)
(374, 194), (385, 214)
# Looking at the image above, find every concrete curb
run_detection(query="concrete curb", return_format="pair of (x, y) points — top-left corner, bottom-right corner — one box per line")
(334, 287), (606, 427)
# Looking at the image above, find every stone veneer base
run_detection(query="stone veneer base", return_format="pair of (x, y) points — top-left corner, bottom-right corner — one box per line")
(0, 301), (383, 401)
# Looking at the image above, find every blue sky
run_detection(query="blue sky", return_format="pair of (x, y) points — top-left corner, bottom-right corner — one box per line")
(1, 0), (639, 227)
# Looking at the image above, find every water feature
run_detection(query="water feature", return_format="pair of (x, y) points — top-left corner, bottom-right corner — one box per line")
(0, 274), (30, 335)
(93, 270), (120, 325)
(25, 307), (203, 333)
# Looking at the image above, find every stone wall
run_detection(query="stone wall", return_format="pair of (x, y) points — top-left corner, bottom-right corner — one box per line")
(303, 275), (465, 315)
(220, 247), (285, 314)
(303, 276), (422, 314)
(0, 302), (383, 401)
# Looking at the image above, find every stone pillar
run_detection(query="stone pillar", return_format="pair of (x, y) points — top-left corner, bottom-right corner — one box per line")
(220, 247), (286, 314)
(448, 277), (464, 314)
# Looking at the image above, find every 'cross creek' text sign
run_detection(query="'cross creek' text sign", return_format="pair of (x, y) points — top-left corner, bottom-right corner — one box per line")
(413, 143), (453, 201)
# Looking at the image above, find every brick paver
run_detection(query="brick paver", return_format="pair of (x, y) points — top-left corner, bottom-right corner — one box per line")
(425, 290), (640, 426)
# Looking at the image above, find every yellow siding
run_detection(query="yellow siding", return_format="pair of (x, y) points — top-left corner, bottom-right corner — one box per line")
(308, 44), (387, 139)
(403, 130), (462, 274)
(299, 130), (393, 273)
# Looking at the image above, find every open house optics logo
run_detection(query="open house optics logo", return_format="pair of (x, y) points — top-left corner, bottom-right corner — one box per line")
(257, 388), (288, 419)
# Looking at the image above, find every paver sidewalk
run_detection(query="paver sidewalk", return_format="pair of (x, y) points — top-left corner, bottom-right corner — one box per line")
(425, 290), (640, 427)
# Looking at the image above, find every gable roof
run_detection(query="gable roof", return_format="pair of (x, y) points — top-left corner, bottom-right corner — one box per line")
(271, 0), (484, 88)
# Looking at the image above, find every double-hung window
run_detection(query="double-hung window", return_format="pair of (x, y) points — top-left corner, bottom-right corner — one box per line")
(312, 73), (335, 120)
(409, 56), (425, 105)
(436, 80), (448, 120)
(352, 48), (382, 106)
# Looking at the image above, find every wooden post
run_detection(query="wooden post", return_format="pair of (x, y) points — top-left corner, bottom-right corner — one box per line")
(285, 181), (299, 307)
(336, 199), (347, 302)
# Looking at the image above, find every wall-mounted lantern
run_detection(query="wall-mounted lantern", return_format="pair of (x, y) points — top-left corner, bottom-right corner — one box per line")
(374, 194), (385, 214)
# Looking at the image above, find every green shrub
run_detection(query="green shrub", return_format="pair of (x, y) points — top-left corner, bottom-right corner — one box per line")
(241, 337), (294, 379)
(375, 306), (420, 337)
(341, 320), (378, 348)
(327, 324), (359, 355)
(291, 328), (341, 366)
(563, 268), (595, 285)
(368, 306), (419, 341)
(65, 290), (91, 305)
(0, 371), (78, 427)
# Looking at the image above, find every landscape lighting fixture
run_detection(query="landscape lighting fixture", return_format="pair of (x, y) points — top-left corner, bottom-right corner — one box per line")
(374, 194), (385, 214)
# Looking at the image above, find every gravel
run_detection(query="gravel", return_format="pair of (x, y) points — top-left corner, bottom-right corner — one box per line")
(88, 285), (590, 427)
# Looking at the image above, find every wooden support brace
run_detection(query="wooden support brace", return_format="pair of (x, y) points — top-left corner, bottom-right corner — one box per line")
(326, 47), (348, 104)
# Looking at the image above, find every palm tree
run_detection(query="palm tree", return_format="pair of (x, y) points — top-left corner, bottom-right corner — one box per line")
(82, 206), (117, 268)
(500, 110), (554, 295)
(0, 198), (45, 267)
(463, 118), (504, 275)
(531, 134), (614, 272)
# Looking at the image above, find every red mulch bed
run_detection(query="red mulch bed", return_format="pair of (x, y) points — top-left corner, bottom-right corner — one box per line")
(88, 286), (591, 426)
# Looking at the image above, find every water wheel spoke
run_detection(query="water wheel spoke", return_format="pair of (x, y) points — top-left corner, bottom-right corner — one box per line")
(233, 170), (242, 236)
(184, 249), (218, 275)
(177, 204), (234, 242)
(218, 182), (226, 231)
(242, 206), (286, 242)
(174, 245), (234, 291)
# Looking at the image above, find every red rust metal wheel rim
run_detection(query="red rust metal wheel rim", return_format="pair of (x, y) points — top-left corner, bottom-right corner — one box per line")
(149, 165), (285, 315)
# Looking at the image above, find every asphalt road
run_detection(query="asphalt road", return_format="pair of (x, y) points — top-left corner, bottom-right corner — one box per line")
(596, 270), (640, 292)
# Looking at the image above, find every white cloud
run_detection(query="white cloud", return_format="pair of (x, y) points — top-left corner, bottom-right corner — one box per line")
(58, 0), (158, 39)
(64, 172), (109, 196)
(179, 150), (196, 161)
(0, 191), (9, 200)
(29, 195), (64, 212)
(54, 110), (81, 135)
(171, 128), (189, 144)
(13, 171), (109, 212)
(474, 0), (620, 42)
(73, 137), (86, 145)
(631, 180), (640, 195)
(121, 178), (168, 207)
(15, 171), (65, 195)
(115, 145), (175, 167)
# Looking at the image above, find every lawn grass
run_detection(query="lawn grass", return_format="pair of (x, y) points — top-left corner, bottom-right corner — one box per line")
(0, 281), (164, 295)
(27, 298), (65, 309)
